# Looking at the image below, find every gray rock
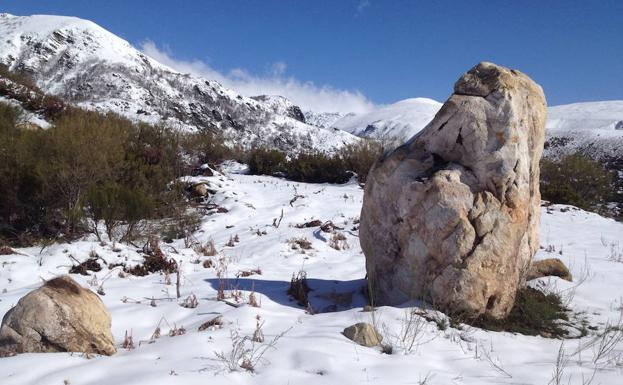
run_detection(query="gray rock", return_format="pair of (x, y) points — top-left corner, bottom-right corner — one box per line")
(342, 322), (382, 347)
(0, 276), (116, 356)
(360, 62), (547, 319)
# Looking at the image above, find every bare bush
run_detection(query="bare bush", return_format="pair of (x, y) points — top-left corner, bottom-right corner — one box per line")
(196, 239), (217, 256)
(329, 232), (348, 250)
(122, 330), (135, 350)
(180, 293), (198, 308)
(380, 308), (434, 354)
(287, 270), (310, 307)
(289, 237), (312, 250)
(607, 241), (623, 263)
(214, 325), (290, 372)
(252, 315), (265, 343)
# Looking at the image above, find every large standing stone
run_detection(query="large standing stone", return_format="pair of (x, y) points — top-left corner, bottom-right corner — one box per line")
(360, 62), (546, 319)
(0, 276), (116, 356)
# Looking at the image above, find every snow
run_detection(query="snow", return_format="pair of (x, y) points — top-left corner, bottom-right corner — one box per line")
(0, 13), (360, 154)
(545, 101), (623, 159)
(547, 101), (623, 132)
(0, 96), (51, 129)
(0, 13), (171, 77)
(1, 170), (622, 385)
(332, 98), (442, 142)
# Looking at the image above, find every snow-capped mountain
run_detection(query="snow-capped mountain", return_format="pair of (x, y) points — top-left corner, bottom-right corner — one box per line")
(544, 101), (623, 161)
(0, 13), (358, 153)
(303, 110), (346, 129)
(250, 95), (306, 123)
(547, 101), (623, 131)
(314, 95), (623, 163)
(330, 98), (442, 142)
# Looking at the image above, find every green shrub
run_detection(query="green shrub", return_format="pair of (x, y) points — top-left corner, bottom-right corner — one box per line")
(247, 148), (287, 176)
(182, 130), (235, 165)
(467, 287), (569, 338)
(0, 102), (188, 244)
(339, 140), (383, 183)
(540, 154), (616, 214)
(86, 182), (155, 242)
(285, 152), (351, 184)
(244, 140), (383, 184)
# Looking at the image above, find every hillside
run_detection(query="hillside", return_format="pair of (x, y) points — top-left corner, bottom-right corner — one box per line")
(0, 13), (358, 153)
(318, 98), (623, 164)
(331, 98), (442, 142)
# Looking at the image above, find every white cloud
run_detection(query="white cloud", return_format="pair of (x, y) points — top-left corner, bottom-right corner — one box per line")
(356, 0), (371, 15)
(141, 41), (375, 114)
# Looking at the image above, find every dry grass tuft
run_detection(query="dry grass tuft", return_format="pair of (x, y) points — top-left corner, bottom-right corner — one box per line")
(290, 237), (313, 250)
(288, 270), (311, 307)
(329, 232), (348, 250)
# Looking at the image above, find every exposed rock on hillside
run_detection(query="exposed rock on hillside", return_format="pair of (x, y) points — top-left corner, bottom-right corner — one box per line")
(360, 62), (547, 319)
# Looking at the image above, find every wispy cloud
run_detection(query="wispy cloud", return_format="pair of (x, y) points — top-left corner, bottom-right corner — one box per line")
(356, 0), (371, 15)
(141, 41), (375, 114)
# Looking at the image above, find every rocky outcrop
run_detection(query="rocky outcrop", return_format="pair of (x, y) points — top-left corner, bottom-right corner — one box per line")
(0, 276), (116, 356)
(342, 323), (382, 347)
(360, 62), (547, 319)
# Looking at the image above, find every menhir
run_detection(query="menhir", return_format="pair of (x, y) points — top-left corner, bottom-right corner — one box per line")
(360, 62), (546, 319)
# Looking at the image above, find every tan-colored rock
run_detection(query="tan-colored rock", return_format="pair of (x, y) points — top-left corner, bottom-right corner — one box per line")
(342, 322), (382, 347)
(0, 276), (116, 356)
(527, 258), (572, 281)
(360, 62), (547, 319)
(192, 183), (210, 197)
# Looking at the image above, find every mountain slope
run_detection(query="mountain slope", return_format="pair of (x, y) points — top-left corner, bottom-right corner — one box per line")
(544, 101), (623, 161)
(547, 101), (623, 131)
(0, 13), (358, 153)
(320, 96), (623, 163)
(331, 98), (442, 142)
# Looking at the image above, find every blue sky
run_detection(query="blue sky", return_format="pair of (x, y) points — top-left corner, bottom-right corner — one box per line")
(2, 0), (622, 112)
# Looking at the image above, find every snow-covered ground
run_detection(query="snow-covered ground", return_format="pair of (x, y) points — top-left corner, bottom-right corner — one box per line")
(0, 96), (51, 129)
(1, 166), (622, 385)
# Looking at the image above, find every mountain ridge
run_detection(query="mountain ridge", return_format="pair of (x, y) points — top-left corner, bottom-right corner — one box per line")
(0, 13), (358, 153)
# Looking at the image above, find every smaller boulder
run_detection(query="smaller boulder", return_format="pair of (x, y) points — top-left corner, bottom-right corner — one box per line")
(191, 182), (216, 197)
(342, 322), (382, 347)
(527, 258), (572, 282)
(0, 276), (116, 356)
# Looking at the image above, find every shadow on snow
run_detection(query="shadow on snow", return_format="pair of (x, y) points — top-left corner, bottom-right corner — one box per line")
(204, 276), (369, 313)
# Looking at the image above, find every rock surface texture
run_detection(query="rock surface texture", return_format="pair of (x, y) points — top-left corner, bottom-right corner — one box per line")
(360, 62), (547, 319)
(0, 276), (116, 356)
(342, 323), (383, 347)
(527, 258), (572, 282)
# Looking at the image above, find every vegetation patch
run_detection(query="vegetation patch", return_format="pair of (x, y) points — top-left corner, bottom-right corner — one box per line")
(69, 256), (102, 275)
(288, 270), (311, 307)
(462, 287), (570, 338)
(244, 141), (384, 184)
(125, 253), (178, 276)
(541, 153), (620, 218)
(125, 238), (177, 276)
(0, 246), (14, 255)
